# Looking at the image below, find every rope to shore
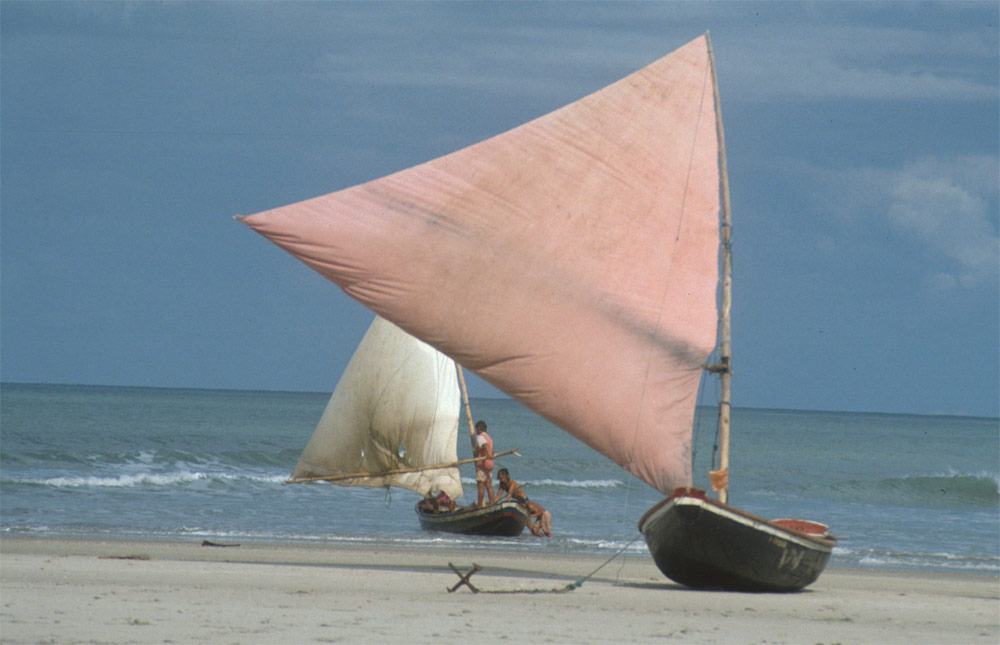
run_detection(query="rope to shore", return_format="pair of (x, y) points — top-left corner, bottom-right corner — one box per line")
(479, 534), (644, 594)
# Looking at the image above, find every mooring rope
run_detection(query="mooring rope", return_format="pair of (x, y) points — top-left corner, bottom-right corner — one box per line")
(479, 534), (644, 594)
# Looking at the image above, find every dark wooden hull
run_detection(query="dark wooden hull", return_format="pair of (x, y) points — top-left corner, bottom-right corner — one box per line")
(638, 488), (835, 592)
(415, 500), (529, 536)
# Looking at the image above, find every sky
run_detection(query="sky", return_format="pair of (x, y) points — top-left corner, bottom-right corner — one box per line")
(2, 1), (998, 417)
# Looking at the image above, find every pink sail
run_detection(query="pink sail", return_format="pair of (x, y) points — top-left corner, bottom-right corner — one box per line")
(242, 35), (720, 493)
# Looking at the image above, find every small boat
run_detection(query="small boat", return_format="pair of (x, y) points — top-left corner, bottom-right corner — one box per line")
(416, 500), (530, 537)
(284, 315), (526, 537)
(242, 32), (834, 590)
(639, 488), (835, 592)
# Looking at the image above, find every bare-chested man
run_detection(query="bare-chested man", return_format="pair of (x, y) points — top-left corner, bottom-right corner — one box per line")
(496, 468), (527, 504)
(525, 500), (553, 537)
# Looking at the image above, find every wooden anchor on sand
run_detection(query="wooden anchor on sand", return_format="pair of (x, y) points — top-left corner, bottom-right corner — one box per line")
(447, 562), (482, 593)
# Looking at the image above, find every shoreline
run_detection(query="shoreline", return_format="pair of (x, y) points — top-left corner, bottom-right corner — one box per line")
(2, 536), (997, 644)
(2, 533), (998, 575)
(4, 530), (997, 575)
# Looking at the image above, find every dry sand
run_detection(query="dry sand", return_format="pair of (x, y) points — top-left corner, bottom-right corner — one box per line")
(1, 536), (997, 644)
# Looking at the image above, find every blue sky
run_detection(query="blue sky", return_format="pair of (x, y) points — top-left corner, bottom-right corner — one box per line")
(2, 1), (997, 417)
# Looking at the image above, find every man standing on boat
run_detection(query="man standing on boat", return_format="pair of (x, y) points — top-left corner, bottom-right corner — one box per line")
(474, 420), (496, 507)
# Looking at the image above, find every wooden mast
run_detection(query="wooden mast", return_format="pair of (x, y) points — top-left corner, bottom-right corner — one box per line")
(456, 364), (479, 455)
(707, 32), (733, 504)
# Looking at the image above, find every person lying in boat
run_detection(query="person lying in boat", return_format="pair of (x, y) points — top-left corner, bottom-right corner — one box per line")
(418, 489), (456, 514)
(525, 500), (553, 538)
(496, 468), (528, 504)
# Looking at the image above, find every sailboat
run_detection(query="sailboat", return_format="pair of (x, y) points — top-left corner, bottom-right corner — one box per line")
(241, 33), (835, 590)
(287, 314), (529, 537)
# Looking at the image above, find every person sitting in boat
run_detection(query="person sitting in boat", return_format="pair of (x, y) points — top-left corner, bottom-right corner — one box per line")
(524, 500), (553, 538)
(496, 468), (528, 504)
(418, 489), (456, 514)
(474, 420), (496, 507)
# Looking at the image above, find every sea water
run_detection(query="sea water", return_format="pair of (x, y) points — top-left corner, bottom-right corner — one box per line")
(2, 383), (997, 572)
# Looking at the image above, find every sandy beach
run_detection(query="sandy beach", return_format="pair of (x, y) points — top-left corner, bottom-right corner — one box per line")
(0, 537), (996, 644)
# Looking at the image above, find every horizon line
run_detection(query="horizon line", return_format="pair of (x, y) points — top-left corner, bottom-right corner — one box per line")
(2, 381), (996, 421)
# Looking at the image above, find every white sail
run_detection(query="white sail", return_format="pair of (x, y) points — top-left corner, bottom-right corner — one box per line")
(291, 316), (462, 500)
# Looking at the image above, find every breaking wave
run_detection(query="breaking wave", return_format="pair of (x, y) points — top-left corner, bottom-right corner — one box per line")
(4, 470), (288, 488)
(827, 470), (998, 507)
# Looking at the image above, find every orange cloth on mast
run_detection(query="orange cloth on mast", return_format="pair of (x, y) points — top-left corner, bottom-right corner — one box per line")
(709, 468), (729, 491)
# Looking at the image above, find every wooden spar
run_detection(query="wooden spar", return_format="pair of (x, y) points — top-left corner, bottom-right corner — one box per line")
(456, 364), (479, 455)
(707, 32), (733, 505)
(285, 448), (521, 484)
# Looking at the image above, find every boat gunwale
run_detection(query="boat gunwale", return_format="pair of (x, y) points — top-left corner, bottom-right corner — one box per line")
(414, 499), (529, 521)
(639, 489), (836, 550)
(414, 499), (530, 536)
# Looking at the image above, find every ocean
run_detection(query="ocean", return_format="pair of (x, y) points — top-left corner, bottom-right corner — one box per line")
(2, 383), (997, 573)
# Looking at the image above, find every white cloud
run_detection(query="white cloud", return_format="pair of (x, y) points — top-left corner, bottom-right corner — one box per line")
(821, 156), (999, 289)
(721, 23), (997, 103)
(801, 155), (998, 290)
(886, 156), (999, 288)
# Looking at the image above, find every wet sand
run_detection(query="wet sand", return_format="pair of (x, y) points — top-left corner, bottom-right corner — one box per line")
(1, 536), (997, 644)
